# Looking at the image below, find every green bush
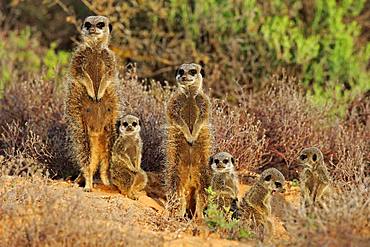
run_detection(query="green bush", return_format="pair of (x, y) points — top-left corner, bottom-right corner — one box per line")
(0, 28), (70, 97)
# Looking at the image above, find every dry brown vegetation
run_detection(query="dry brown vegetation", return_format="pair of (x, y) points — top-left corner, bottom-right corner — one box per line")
(1, 65), (369, 246)
(0, 1), (369, 245)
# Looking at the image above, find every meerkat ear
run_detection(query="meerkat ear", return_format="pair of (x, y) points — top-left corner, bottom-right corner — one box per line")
(109, 23), (113, 33)
(200, 68), (205, 78)
(115, 120), (121, 134)
(209, 157), (214, 166)
(231, 157), (235, 164)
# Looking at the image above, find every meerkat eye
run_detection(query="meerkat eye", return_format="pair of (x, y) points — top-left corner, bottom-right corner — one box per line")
(96, 22), (105, 29)
(132, 122), (137, 127)
(123, 122), (128, 127)
(223, 159), (228, 164)
(275, 182), (282, 188)
(264, 175), (272, 181)
(84, 22), (92, 29)
(300, 154), (307, 160)
(107, 107), (111, 112)
(86, 107), (91, 113)
(312, 153), (318, 162)
(214, 159), (219, 164)
(189, 69), (197, 76)
(178, 69), (184, 76)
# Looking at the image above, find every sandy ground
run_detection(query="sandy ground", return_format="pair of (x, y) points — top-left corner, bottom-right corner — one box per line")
(0, 175), (302, 246)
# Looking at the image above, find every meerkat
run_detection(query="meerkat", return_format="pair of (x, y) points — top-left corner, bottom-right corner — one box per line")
(110, 115), (147, 199)
(70, 16), (116, 101)
(298, 147), (331, 207)
(165, 63), (212, 219)
(65, 15), (120, 192)
(209, 152), (239, 213)
(238, 168), (285, 240)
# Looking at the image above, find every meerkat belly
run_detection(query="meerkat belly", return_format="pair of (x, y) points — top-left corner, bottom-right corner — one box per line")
(85, 50), (106, 96)
(89, 134), (109, 160)
(180, 97), (199, 132)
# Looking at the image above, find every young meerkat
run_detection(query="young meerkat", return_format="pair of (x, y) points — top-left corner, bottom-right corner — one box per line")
(69, 15), (117, 101)
(238, 168), (285, 240)
(110, 115), (147, 199)
(298, 147), (331, 207)
(66, 16), (120, 192)
(209, 152), (239, 213)
(165, 63), (212, 219)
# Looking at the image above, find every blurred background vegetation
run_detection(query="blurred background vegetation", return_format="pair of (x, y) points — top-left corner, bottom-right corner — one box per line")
(0, 0), (369, 113)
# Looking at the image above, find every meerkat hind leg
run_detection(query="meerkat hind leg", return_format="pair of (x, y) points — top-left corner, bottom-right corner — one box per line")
(100, 157), (110, 186)
(83, 151), (100, 192)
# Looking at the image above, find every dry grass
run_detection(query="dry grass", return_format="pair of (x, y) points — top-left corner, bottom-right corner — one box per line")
(283, 183), (370, 246)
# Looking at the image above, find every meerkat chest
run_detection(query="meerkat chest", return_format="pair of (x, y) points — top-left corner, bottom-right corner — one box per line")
(84, 49), (107, 91)
(211, 175), (225, 190)
(180, 96), (200, 130)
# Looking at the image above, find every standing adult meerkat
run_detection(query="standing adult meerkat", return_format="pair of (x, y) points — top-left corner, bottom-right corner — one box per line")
(65, 16), (120, 192)
(70, 15), (116, 101)
(238, 168), (285, 240)
(298, 147), (331, 207)
(110, 115), (147, 199)
(165, 63), (212, 219)
(209, 152), (239, 213)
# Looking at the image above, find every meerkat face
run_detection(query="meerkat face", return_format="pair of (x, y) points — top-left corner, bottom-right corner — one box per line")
(81, 16), (112, 47)
(117, 115), (140, 136)
(175, 63), (205, 92)
(260, 168), (285, 194)
(298, 147), (324, 169)
(209, 152), (235, 173)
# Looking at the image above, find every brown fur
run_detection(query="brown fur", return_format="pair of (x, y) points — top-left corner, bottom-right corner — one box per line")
(110, 115), (147, 199)
(65, 16), (120, 192)
(165, 63), (212, 219)
(209, 152), (239, 211)
(298, 147), (331, 207)
(239, 168), (285, 240)
(70, 16), (116, 101)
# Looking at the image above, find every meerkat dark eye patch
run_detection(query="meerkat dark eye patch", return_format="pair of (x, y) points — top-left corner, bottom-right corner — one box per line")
(96, 22), (105, 29)
(312, 153), (317, 162)
(223, 159), (228, 164)
(231, 157), (235, 164)
(84, 22), (92, 29)
(86, 107), (91, 113)
(177, 69), (184, 76)
(209, 157), (214, 166)
(275, 182), (282, 188)
(214, 159), (219, 164)
(109, 23), (112, 33)
(132, 122), (137, 127)
(300, 154), (307, 160)
(107, 107), (111, 112)
(123, 122), (129, 127)
(264, 175), (272, 181)
(189, 69), (197, 76)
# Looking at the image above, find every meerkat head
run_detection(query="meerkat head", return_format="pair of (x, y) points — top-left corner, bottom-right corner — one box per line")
(209, 152), (235, 174)
(116, 115), (141, 136)
(259, 168), (285, 194)
(298, 147), (324, 170)
(81, 16), (112, 48)
(175, 63), (205, 94)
